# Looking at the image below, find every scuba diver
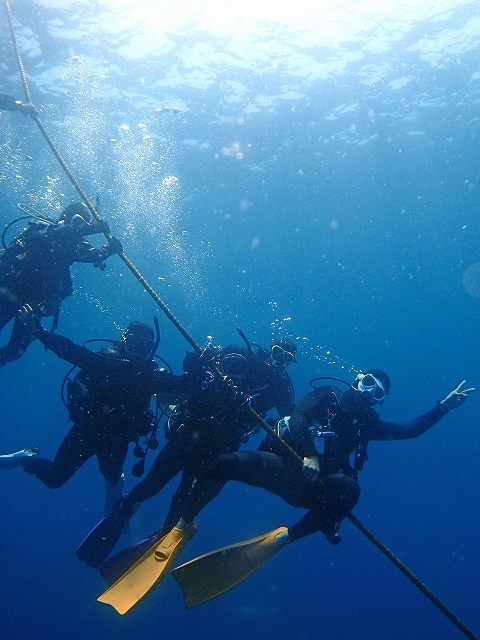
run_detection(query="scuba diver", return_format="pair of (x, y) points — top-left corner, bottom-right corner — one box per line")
(0, 91), (37, 116)
(0, 201), (121, 366)
(0, 307), (204, 514)
(93, 369), (473, 614)
(169, 373), (475, 609)
(75, 335), (297, 575)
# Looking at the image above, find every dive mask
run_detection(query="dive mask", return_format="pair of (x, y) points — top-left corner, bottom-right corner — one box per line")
(271, 344), (297, 366)
(122, 332), (155, 361)
(356, 373), (386, 402)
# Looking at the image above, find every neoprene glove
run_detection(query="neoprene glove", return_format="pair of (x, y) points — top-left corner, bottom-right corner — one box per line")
(302, 455), (321, 481)
(17, 304), (42, 336)
(183, 345), (216, 376)
(17, 101), (38, 116)
(93, 219), (110, 236)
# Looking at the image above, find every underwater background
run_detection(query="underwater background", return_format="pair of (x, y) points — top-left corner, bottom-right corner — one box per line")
(1, 1), (479, 638)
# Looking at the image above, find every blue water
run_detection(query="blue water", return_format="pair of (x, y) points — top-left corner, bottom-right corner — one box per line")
(1, 1), (479, 638)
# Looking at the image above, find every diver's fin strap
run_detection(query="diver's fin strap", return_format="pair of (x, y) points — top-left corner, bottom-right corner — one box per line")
(172, 526), (287, 608)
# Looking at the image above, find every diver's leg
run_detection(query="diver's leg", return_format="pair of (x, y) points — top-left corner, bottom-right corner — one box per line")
(288, 475), (361, 542)
(22, 422), (95, 488)
(179, 451), (293, 523)
(179, 453), (360, 544)
(159, 472), (197, 535)
(98, 436), (129, 485)
(97, 437), (129, 515)
(124, 438), (185, 508)
(75, 439), (187, 568)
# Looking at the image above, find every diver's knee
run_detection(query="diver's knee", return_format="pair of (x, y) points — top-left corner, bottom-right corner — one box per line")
(207, 453), (239, 480)
(43, 475), (67, 489)
(337, 476), (361, 510)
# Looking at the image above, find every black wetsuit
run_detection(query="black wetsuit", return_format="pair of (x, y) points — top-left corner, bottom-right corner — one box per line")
(122, 346), (295, 532)
(22, 328), (194, 487)
(179, 385), (450, 541)
(0, 219), (112, 365)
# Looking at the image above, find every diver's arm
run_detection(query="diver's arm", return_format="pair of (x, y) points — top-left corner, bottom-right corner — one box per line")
(150, 369), (193, 404)
(0, 93), (19, 110)
(288, 392), (321, 457)
(367, 404), (449, 441)
(149, 349), (233, 405)
(368, 381), (474, 441)
(0, 92), (37, 115)
(275, 373), (295, 416)
(288, 393), (321, 480)
(74, 237), (122, 266)
(81, 219), (110, 237)
(18, 305), (125, 369)
(34, 326), (111, 369)
(44, 223), (119, 266)
(75, 240), (109, 265)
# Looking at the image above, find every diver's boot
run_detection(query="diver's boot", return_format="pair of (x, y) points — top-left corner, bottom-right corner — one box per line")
(0, 447), (39, 470)
(323, 520), (342, 546)
(97, 520), (197, 615)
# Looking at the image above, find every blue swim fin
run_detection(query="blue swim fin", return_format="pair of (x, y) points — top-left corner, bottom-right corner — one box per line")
(76, 500), (132, 568)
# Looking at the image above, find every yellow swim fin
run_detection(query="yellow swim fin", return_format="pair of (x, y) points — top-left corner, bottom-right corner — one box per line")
(171, 526), (287, 608)
(97, 523), (197, 615)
